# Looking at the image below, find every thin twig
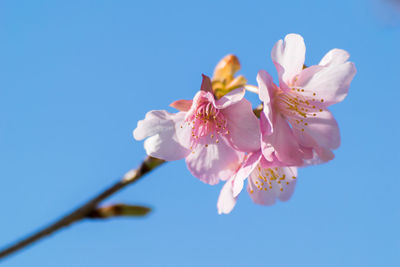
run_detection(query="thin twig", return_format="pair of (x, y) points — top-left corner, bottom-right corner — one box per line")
(0, 156), (165, 261)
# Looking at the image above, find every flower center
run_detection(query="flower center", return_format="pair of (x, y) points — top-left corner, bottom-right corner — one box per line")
(187, 101), (228, 146)
(249, 166), (296, 194)
(274, 87), (325, 132)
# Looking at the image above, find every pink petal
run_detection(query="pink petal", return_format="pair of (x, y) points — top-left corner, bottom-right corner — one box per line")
(217, 177), (237, 214)
(297, 61), (356, 106)
(215, 88), (245, 109)
(170, 99), (193, 112)
(259, 153), (286, 168)
(257, 70), (275, 135)
(248, 174), (276, 205)
(247, 167), (297, 205)
(277, 167), (298, 202)
(133, 110), (191, 161)
(301, 146), (335, 165)
(223, 98), (261, 152)
(232, 152), (262, 197)
(200, 74), (213, 93)
(315, 147), (335, 162)
(185, 136), (244, 185)
(319, 49), (350, 67)
(293, 109), (340, 150)
(296, 65), (323, 86)
(271, 34), (306, 87)
(262, 114), (303, 166)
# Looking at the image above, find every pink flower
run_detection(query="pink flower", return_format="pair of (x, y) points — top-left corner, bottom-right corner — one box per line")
(133, 75), (260, 185)
(258, 34), (356, 166)
(217, 151), (298, 214)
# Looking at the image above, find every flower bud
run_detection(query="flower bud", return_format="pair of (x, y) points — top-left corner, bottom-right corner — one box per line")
(212, 54), (247, 99)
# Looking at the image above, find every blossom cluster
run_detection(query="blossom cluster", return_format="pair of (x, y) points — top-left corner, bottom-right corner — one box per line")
(133, 34), (356, 214)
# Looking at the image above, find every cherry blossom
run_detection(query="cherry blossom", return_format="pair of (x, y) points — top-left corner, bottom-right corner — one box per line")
(134, 75), (260, 184)
(217, 151), (297, 214)
(258, 34), (356, 166)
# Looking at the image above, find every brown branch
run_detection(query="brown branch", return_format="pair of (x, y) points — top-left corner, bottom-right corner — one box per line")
(0, 156), (165, 261)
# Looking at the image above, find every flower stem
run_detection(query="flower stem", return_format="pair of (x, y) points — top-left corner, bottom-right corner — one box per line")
(0, 156), (165, 261)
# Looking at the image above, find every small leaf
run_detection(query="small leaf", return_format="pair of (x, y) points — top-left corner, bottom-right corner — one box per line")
(88, 204), (152, 219)
(118, 205), (151, 217)
(212, 54), (241, 82)
(211, 55), (247, 99)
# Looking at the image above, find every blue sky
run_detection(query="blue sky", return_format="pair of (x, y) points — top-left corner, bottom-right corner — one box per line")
(0, 0), (399, 266)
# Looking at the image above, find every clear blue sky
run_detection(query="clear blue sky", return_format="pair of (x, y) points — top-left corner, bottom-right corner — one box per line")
(1, 0), (399, 266)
